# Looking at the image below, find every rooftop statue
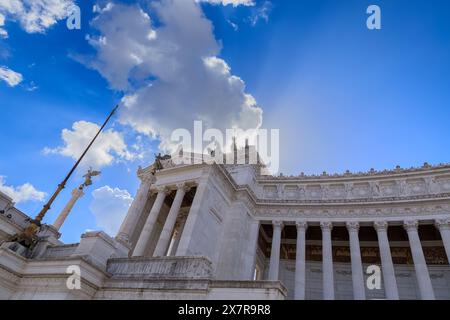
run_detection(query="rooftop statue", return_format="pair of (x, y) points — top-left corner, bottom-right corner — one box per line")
(153, 153), (172, 172)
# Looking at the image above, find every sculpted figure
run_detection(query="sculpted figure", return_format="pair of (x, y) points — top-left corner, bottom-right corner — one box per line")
(82, 168), (101, 188)
(425, 177), (440, 194)
(322, 185), (331, 199)
(397, 180), (409, 196)
(345, 183), (354, 198)
(370, 181), (381, 197)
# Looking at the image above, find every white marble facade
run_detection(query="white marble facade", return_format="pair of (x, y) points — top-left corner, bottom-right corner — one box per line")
(1, 156), (450, 300)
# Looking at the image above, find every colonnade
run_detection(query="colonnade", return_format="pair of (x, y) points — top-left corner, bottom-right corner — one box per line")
(117, 179), (194, 258)
(263, 219), (450, 300)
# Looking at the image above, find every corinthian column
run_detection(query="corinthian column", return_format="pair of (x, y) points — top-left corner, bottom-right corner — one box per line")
(176, 179), (206, 256)
(132, 186), (168, 257)
(320, 221), (334, 300)
(435, 219), (450, 262)
(294, 221), (308, 300)
(244, 220), (260, 280)
(153, 184), (190, 257)
(168, 211), (188, 256)
(268, 221), (283, 281)
(404, 220), (435, 300)
(53, 187), (84, 230)
(374, 221), (399, 300)
(116, 174), (153, 245)
(346, 221), (366, 300)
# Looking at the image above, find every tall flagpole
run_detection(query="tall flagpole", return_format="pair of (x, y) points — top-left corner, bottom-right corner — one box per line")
(13, 104), (120, 248)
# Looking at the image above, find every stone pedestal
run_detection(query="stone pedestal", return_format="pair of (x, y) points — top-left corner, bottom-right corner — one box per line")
(72, 231), (119, 270)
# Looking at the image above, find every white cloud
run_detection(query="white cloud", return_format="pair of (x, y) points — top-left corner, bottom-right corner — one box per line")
(248, 0), (271, 26)
(197, 0), (254, 7)
(0, 176), (46, 204)
(81, 0), (263, 153)
(0, 12), (7, 38)
(44, 120), (139, 169)
(24, 81), (38, 91)
(249, 1), (272, 26)
(0, 0), (75, 34)
(0, 1), (74, 91)
(227, 19), (238, 31)
(0, 65), (23, 86)
(89, 185), (133, 235)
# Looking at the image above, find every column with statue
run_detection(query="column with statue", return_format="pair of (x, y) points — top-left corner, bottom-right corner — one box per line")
(52, 168), (101, 231)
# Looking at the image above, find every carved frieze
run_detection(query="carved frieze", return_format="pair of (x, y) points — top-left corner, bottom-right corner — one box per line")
(259, 177), (449, 202)
(254, 203), (450, 219)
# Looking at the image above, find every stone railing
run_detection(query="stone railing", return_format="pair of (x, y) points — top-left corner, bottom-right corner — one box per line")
(259, 163), (450, 180)
(41, 244), (79, 259)
(106, 256), (213, 279)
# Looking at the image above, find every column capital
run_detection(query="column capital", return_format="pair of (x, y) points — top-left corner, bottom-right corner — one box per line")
(403, 220), (419, 232)
(320, 221), (333, 231)
(374, 220), (389, 232)
(138, 173), (155, 185)
(176, 182), (192, 193)
(295, 221), (308, 230)
(435, 219), (450, 231)
(346, 221), (360, 232)
(272, 220), (284, 229)
(155, 186), (170, 195)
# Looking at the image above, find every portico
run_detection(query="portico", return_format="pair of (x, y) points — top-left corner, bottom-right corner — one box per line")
(255, 218), (450, 300)
(126, 180), (198, 258)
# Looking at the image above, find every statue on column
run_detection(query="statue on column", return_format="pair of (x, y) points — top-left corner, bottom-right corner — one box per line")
(53, 168), (101, 231)
(82, 168), (101, 187)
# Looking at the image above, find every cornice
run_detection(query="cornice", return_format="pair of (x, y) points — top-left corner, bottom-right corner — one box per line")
(146, 159), (450, 213)
(257, 163), (450, 183)
(250, 193), (450, 206)
(204, 164), (450, 209)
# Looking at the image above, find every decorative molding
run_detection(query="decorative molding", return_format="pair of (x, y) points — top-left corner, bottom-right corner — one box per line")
(254, 204), (450, 220)
(144, 158), (450, 223)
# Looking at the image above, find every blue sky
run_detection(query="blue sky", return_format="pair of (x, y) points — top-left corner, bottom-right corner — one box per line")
(0, 0), (449, 243)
